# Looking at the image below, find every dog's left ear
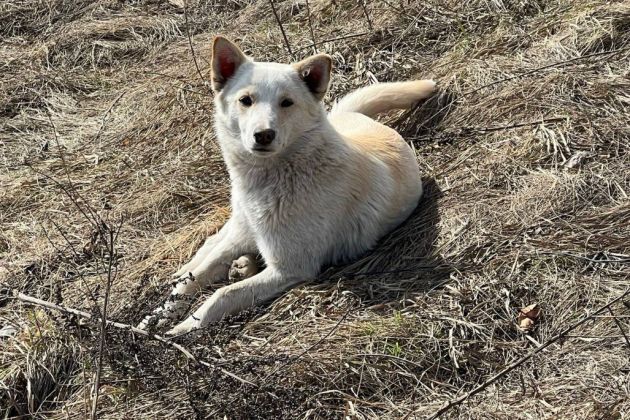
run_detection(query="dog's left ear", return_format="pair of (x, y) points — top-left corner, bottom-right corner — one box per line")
(293, 54), (332, 101)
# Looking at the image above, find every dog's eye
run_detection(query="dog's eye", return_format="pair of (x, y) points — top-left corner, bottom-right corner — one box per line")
(280, 99), (294, 108)
(239, 95), (253, 107)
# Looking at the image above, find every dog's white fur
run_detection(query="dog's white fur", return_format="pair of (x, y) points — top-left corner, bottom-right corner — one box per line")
(138, 36), (436, 334)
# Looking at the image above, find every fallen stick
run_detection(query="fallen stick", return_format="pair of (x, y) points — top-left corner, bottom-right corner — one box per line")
(464, 46), (630, 96)
(16, 292), (255, 387)
(424, 287), (630, 420)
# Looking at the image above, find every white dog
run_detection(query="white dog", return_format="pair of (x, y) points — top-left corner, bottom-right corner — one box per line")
(139, 36), (436, 335)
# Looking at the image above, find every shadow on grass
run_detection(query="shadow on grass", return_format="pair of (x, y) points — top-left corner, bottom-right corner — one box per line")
(317, 176), (451, 305)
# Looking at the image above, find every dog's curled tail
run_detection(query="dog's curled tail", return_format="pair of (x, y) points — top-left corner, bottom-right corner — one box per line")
(331, 80), (436, 118)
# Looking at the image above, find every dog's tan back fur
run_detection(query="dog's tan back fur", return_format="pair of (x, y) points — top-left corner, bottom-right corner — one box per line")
(329, 80), (435, 223)
(330, 111), (421, 216)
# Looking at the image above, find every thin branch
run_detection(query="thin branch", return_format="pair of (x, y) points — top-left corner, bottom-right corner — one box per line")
(356, 353), (425, 370)
(37, 101), (129, 418)
(464, 46), (630, 96)
(93, 90), (125, 145)
(42, 218), (99, 305)
(91, 218), (120, 420)
(304, 0), (317, 53)
(269, 0), (295, 60)
(463, 116), (569, 133)
(425, 287), (630, 419)
(183, 0), (207, 86)
(380, 0), (422, 21)
(359, 0), (373, 30)
(143, 71), (209, 96)
(44, 108), (70, 183)
(16, 293), (256, 388)
(262, 307), (351, 381)
(26, 164), (98, 234)
(216, 308), (352, 420)
(39, 97), (119, 252)
(18, 292), (196, 358)
(607, 307), (630, 353)
(539, 251), (630, 265)
(323, 265), (444, 280)
(32, 105), (103, 233)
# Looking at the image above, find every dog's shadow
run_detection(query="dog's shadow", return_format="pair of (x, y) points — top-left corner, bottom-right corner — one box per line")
(316, 177), (450, 306)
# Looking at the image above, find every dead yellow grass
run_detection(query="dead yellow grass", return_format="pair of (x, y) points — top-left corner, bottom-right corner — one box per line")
(1, 0), (629, 418)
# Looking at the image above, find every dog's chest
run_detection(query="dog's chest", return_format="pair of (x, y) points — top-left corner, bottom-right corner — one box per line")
(235, 167), (306, 229)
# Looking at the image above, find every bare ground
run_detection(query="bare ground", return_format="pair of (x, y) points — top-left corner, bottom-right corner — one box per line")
(1, 0), (629, 418)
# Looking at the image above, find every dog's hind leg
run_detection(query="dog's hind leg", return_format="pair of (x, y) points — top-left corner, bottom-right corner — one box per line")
(228, 254), (260, 281)
(138, 216), (256, 330)
(166, 267), (307, 335)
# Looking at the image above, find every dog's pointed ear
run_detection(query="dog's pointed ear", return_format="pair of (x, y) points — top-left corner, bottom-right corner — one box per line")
(211, 36), (248, 92)
(293, 54), (332, 100)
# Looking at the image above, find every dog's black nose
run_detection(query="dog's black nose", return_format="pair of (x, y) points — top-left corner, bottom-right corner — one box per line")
(253, 129), (276, 146)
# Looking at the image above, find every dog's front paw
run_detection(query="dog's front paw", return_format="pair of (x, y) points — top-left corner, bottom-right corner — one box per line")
(137, 312), (170, 330)
(137, 295), (192, 331)
(166, 316), (201, 336)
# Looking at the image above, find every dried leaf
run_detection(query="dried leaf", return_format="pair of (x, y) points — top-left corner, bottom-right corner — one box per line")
(517, 303), (541, 332)
(520, 303), (541, 320)
(517, 317), (535, 332)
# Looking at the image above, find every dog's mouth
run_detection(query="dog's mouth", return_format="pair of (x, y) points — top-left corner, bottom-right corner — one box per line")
(251, 145), (274, 154)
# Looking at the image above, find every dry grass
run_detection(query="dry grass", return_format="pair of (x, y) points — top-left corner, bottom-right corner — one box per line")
(1, 0), (630, 418)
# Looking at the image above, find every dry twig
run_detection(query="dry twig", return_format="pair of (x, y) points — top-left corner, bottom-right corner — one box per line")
(90, 218), (121, 420)
(464, 46), (630, 96)
(359, 0), (373, 30)
(183, 0), (207, 87)
(607, 307), (630, 353)
(16, 293), (256, 387)
(304, 0), (317, 53)
(269, 0), (295, 60)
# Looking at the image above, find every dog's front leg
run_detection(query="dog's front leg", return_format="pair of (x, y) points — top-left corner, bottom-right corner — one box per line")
(138, 217), (256, 329)
(171, 217), (238, 278)
(166, 267), (307, 335)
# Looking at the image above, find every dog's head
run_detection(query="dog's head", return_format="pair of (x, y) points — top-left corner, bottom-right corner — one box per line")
(211, 36), (331, 158)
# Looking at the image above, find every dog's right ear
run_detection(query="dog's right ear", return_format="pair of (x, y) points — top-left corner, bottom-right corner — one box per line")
(211, 36), (248, 92)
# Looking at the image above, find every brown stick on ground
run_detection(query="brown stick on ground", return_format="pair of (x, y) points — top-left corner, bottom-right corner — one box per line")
(16, 292), (256, 387)
(304, 0), (317, 54)
(422, 287), (630, 420)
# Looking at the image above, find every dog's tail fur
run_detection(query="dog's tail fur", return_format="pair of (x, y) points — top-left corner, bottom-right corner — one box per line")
(331, 80), (436, 118)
